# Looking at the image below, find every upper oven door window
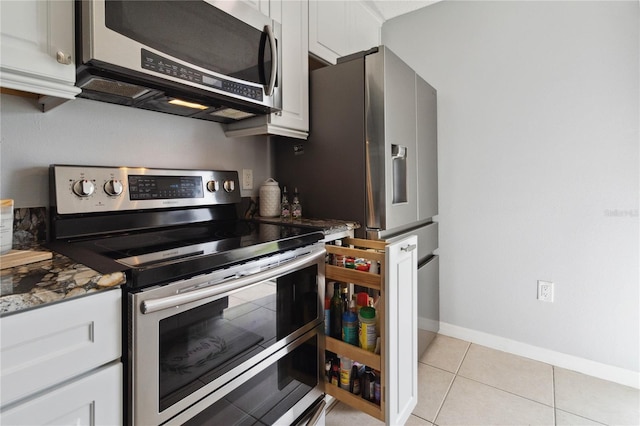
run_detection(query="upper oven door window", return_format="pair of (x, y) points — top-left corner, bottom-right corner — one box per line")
(129, 247), (325, 425)
(104, 0), (274, 86)
(158, 264), (319, 411)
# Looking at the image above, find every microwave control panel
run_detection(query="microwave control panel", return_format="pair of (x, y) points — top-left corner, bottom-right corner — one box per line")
(51, 165), (241, 215)
(141, 49), (264, 102)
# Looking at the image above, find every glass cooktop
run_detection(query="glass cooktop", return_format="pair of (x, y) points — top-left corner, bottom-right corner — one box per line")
(50, 220), (323, 289)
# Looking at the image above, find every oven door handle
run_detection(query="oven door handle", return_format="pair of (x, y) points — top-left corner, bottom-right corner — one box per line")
(140, 248), (325, 314)
(305, 399), (326, 426)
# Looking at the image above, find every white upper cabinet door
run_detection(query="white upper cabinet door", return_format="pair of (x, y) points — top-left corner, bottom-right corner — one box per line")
(241, 0), (270, 16)
(349, 1), (382, 54)
(224, 0), (309, 139)
(0, 0), (80, 99)
(385, 235), (419, 426)
(309, 0), (347, 64)
(267, 0), (309, 135)
(309, 0), (382, 65)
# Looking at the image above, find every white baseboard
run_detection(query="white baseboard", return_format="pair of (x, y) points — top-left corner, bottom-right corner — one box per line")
(418, 317), (440, 333)
(437, 321), (640, 389)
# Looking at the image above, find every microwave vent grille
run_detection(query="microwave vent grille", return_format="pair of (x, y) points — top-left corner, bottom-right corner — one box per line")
(209, 108), (255, 121)
(81, 77), (151, 99)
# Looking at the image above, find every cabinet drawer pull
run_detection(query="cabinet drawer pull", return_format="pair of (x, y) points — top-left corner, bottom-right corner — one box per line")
(401, 244), (417, 252)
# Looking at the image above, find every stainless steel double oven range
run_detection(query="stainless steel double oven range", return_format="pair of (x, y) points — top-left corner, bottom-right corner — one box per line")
(48, 165), (326, 425)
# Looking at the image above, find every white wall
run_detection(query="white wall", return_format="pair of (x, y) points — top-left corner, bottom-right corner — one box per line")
(383, 1), (639, 375)
(0, 94), (273, 208)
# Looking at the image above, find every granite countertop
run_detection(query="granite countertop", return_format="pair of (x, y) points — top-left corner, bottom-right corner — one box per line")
(0, 207), (354, 316)
(254, 216), (359, 240)
(0, 246), (126, 316)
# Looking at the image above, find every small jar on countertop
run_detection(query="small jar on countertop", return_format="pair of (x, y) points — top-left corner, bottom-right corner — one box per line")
(259, 179), (281, 217)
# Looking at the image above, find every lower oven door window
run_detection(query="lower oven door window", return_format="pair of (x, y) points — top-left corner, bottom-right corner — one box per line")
(183, 331), (323, 426)
(130, 248), (325, 425)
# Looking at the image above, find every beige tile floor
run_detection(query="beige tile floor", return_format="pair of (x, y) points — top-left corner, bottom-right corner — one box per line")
(325, 334), (640, 425)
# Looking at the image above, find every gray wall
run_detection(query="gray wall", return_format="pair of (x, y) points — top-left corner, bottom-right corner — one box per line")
(383, 1), (639, 373)
(0, 94), (273, 208)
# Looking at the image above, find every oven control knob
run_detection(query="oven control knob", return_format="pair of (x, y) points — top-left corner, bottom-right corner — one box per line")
(206, 180), (219, 192)
(104, 179), (124, 196)
(223, 180), (235, 192)
(72, 179), (95, 197)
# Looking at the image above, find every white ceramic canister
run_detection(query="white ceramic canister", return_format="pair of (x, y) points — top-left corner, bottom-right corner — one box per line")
(259, 178), (281, 217)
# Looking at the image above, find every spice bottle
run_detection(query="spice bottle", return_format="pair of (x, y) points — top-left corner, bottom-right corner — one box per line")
(280, 186), (290, 219)
(324, 296), (331, 336)
(358, 306), (377, 351)
(330, 362), (340, 386)
(341, 285), (350, 313)
(292, 187), (302, 220)
(342, 310), (358, 346)
(330, 283), (343, 339)
(350, 365), (360, 394)
(339, 357), (352, 390)
(374, 371), (381, 405)
(361, 367), (375, 402)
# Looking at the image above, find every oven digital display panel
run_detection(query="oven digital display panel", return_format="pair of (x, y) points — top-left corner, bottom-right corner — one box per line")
(128, 175), (204, 200)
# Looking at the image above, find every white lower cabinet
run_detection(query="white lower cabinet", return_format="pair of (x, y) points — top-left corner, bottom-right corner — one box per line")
(0, 289), (123, 425)
(324, 236), (417, 425)
(385, 235), (419, 425)
(1, 363), (122, 426)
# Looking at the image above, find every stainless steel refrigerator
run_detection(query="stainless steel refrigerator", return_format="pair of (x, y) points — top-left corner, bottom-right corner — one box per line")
(275, 46), (439, 350)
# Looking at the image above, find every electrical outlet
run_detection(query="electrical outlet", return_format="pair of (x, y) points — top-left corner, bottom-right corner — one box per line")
(537, 280), (554, 302)
(242, 169), (253, 190)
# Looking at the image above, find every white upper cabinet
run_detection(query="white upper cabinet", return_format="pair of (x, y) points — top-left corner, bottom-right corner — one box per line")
(309, 0), (382, 64)
(0, 0), (80, 104)
(224, 0), (310, 139)
(241, 0), (270, 16)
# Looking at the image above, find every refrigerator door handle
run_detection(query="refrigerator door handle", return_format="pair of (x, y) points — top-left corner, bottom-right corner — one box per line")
(401, 243), (417, 252)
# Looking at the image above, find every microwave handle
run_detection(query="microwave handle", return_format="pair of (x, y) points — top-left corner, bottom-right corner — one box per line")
(264, 24), (278, 96)
(140, 248), (325, 314)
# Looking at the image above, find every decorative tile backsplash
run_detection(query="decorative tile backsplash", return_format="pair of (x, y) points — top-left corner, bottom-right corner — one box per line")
(13, 207), (47, 248)
(9, 201), (258, 250)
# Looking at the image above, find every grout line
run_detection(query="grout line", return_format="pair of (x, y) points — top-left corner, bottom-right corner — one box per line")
(455, 374), (556, 409)
(432, 374), (456, 426)
(455, 341), (472, 374)
(554, 408), (608, 426)
(432, 342), (470, 425)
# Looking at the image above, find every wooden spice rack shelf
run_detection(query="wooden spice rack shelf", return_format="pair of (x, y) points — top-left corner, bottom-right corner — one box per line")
(324, 336), (380, 371)
(324, 383), (384, 422)
(324, 237), (387, 422)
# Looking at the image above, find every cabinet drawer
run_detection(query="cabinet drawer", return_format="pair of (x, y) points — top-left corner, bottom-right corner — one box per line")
(0, 362), (122, 425)
(418, 255), (439, 332)
(0, 289), (121, 407)
(415, 222), (438, 259)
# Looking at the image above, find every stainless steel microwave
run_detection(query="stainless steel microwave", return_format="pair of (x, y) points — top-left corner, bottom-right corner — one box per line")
(76, 0), (282, 123)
